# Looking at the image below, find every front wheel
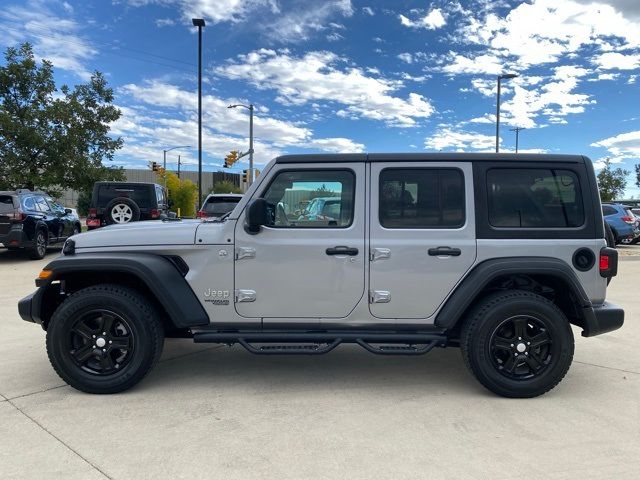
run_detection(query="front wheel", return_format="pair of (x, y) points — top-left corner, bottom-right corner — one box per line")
(460, 291), (574, 398)
(28, 228), (48, 259)
(46, 284), (164, 394)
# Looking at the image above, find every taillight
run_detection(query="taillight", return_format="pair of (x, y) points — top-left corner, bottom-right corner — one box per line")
(10, 209), (26, 221)
(88, 208), (97, 218)
(599, 254), (610, 271)
(196, 210), (207, 218)
(599, 247), (618, 278)
(151, 209), (159, 219)
(621, 215), (634, 224)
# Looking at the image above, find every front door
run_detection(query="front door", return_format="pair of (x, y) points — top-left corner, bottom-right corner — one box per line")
(369, 162), (477, 319)
(234, 164), (366, 319)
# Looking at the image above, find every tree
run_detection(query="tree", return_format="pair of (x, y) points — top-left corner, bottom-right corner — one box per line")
(159, 171), (198, 217)
(0, 43), (124, 195)
(635, 164), (640, 189)
(209, 180), (242, 194)
(597, 158), (629, 202)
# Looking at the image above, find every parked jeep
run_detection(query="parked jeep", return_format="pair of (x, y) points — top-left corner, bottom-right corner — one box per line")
(18, 153), (623, 397)
(0, 189), (81, 259)
(86, 181), (169, 228)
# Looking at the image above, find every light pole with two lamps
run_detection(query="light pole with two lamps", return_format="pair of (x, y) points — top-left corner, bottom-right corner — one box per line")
(495, 73), (518, 153)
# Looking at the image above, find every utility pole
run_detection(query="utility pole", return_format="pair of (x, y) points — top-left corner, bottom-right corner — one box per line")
(192, 18), (206, 203)
(509, 127), (525, 153)
(177, 154), (181, 178)
(495, 73), (518, 153)
(227, 103), (255, 184)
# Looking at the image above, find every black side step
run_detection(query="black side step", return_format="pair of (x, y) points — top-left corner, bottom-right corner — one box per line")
(192, 331), (448, 356)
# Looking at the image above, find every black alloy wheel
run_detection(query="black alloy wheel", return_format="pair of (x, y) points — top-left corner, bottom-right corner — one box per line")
(68, 309), (135, 375)
(29, 229), (48, 259)
(488, 315), (552, 380)
(461, 290), (574, 398)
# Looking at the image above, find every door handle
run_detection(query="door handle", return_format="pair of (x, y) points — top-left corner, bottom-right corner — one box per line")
(428, 246), (462, 257)
(326, 246), (359, 256)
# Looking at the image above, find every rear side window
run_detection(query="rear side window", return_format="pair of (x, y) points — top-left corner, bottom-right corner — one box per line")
(602, 206), (617, 216)
(379, 168), (465, 228)
(0, 196), (15, 214)
(487, 168), (584, 228)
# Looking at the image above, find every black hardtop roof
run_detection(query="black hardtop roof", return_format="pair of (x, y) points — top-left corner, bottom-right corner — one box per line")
(95, 181), (161, 187)
(275, 153), (587, 164)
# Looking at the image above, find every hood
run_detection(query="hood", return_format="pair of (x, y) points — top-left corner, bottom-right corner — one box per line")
(74, 220), (201, 250)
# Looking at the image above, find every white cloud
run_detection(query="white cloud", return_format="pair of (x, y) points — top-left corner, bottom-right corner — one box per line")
(113, 80), (366, 167)
(127, 0), (280, 24)
(397, 53), (413, 64)
(362, 7), (374, 16)
(441, 52), (505, 75)
(326, 32), (343, 42)
(591, 130), (640, 160)
(425, 128), (496, 151)
(593, 52), (640, 70)
(215, 49), (435, 127)
(399, 8), (446, 30)
(155, 18), (176, 27)
(0, 0), (96, 80)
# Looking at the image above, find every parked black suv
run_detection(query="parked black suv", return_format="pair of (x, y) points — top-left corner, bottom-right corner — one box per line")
(0, 190), (81, 259)
(87, 182), (169, 229)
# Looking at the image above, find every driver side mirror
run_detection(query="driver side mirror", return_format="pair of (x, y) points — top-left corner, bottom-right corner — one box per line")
(245, 198), (269, 235)
(65, 208), (72, 214)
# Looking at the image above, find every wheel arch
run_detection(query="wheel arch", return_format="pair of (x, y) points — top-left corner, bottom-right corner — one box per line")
(33, 253), (208, 333)
(435, 257), (592, 336)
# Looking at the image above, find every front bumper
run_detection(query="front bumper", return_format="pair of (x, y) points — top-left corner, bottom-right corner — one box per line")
(581, 301), (624, 337)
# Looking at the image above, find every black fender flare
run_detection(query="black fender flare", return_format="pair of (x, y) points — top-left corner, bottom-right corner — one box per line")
(435, 257), (591, 329)
(33, 253), (209, 329)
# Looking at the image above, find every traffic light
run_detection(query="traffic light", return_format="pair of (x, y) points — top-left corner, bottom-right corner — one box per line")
(224, 150), (239, 168)
(150, 161), (159, 172)
(242, 169), (249, 183)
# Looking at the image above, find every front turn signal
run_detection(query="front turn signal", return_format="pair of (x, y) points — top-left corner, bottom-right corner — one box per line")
(37, 269), (53, 280)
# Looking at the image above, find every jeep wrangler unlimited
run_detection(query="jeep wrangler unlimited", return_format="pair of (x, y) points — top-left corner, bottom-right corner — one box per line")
(18, 153), (623, 397)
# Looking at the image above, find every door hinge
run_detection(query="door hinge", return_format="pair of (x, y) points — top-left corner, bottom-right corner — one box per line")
(235, 247), (256, 260)
(370, 248), (391, 262)
(235, 289), (257, 303)
(369, 290), (391, 303)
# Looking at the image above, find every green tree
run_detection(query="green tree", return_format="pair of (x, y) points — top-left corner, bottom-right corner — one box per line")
(0, 43), (124, 194)
(160, 171), (198, 217)
(635, 164), (640, 189)
(209, 180), (242, 194)
(597, 158), (629, 202)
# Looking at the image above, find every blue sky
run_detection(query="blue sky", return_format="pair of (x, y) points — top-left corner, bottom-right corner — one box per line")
(1, 0), (640, 194)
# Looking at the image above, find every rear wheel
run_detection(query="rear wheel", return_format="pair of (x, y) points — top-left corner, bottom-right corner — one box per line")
(461, 291), (574, 398)
(46, 284), (164, 394)
(28, 228), (48, 259)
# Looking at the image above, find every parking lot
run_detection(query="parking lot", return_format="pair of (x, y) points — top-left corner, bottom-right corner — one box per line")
(0, 248), (639, 480)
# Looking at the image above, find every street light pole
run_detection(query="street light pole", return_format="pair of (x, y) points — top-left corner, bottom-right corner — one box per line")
(162, 145), (191, 189)
(495, 73), (518, 153)
(192, 18), (206, 204)
(510, 127), (525, 153)
(227, 103), (255, 184)
(177, 154), (181, 178)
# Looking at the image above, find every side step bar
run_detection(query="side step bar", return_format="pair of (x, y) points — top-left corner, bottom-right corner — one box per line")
(192, 331), (448, 356)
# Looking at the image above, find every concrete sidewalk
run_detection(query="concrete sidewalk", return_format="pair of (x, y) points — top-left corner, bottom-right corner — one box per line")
(1, 249), (638, 479)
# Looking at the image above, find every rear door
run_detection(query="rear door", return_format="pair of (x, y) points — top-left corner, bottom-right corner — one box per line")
(369, 162), (477, 319)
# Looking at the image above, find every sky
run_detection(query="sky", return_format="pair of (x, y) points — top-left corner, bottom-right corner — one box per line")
(1, 0), (639, 194)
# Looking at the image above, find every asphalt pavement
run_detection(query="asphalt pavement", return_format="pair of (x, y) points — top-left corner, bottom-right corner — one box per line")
(0, 247), (638, 479)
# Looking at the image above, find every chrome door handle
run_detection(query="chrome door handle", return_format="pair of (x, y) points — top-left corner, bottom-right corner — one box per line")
(428, 246), (461, 257)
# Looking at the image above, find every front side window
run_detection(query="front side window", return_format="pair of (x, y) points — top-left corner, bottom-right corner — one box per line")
(488, 168), (584, 228)
(35, 196), (52, 213)
(379, 168), (465, 228)
(261, 170), (355, 228)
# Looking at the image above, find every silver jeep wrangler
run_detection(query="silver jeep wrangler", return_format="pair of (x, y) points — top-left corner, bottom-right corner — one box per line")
(19, 153), (623, 397)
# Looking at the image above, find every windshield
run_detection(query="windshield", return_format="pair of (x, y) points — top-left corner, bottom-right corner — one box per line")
(203, 198), (240, 215)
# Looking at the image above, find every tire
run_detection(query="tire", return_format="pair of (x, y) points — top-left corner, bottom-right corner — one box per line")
(460, 290), (574, 398)
(604, 223), (616, 249)
(105, 197), (140, 225)
(46, 284), (164, 394)
(28, 228), (48, 260)
(72, 224), (81, 236)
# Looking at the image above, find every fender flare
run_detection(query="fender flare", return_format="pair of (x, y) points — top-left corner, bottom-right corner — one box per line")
(434, 257), (591, 329)
(34, 253), (209, 329)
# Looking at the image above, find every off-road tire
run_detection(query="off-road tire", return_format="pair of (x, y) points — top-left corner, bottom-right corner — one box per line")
(460, 290), (574, 398)
(105, 197), (140, 225)
(28, 228), (48, 260)
(46, 284), (164, 394)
